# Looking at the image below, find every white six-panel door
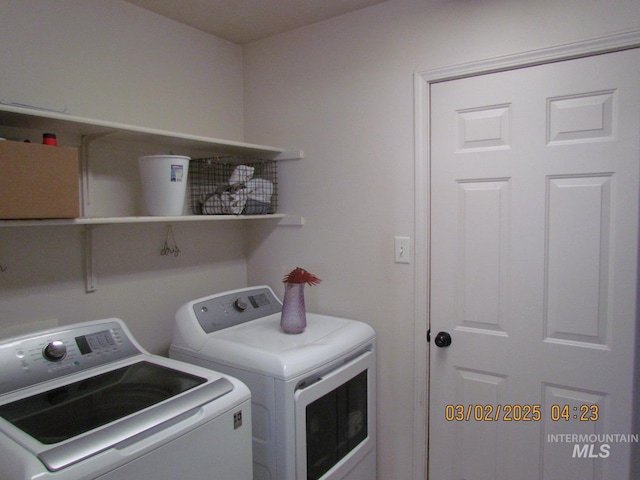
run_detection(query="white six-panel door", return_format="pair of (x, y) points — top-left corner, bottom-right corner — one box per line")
(429, 49), (640, 480)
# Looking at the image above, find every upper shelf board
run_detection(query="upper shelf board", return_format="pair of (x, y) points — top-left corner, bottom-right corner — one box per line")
(0, 214), (308, 227)
(0, 104), (302, 159)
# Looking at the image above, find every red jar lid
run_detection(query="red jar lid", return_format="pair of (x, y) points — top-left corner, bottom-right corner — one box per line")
(43, 133), (57, 146)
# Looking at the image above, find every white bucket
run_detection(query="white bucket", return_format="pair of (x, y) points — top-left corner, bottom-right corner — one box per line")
(138, 155), (190, 216)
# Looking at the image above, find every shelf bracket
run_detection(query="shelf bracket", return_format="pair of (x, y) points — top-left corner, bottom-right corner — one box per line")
(278, 215), (305, 226)
(274, 149), (304, 161)
(84, 225), (97, 293)
(80, 132), (116, 216)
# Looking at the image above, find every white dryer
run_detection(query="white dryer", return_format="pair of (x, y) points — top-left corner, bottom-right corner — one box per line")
(170, 286), (376, 480)
(0, 318), (252, 480)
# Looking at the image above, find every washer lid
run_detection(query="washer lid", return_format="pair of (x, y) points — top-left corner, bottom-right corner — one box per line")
(0, 359), (234, 472)
(187, 313), (375, 379)
(0, 361), (206, 445)
(0, 318), (240, 473)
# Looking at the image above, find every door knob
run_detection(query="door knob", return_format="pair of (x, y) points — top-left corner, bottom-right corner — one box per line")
(434, 331), (452, 348)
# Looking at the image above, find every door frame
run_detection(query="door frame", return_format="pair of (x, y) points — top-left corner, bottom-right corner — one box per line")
(411, 28), (640, 480)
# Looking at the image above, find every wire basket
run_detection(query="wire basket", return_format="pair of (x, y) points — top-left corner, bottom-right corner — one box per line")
(189, 157), (278, 215)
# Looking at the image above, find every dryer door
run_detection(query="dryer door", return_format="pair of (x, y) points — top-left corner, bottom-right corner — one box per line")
(294, 350), (375, 480)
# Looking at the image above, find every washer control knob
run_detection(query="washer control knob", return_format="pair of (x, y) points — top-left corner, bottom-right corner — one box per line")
(233, 298), (248, 312)
(43, 341), (67, 362)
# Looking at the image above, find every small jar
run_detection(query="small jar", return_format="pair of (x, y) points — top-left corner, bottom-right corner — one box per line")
(42, 133), (57, 146)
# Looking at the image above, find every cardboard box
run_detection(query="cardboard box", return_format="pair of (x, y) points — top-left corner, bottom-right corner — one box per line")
(0, 140), (80, 219)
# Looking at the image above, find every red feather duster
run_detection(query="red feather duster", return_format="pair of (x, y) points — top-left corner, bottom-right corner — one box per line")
(282, 267), (321, 286)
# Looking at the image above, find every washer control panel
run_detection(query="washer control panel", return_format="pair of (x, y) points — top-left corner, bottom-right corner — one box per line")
(191, 286), (282, 334)
(0, 319), (141, 395)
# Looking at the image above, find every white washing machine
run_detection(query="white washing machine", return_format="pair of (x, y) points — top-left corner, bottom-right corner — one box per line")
(0, 318), (253, 480)
(170, 286), (376, 480)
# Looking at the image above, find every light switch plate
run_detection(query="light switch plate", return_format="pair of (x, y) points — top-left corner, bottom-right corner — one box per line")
(394, 236), (411, 264)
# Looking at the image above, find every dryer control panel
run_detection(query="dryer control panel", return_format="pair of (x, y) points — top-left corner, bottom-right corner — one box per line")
(190, 286), (282, 334)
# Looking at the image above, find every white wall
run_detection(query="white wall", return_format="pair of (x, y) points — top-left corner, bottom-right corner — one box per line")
(0, 0), (249, 353)
(242, 0), (640, 478)
(1, 0), (244, 138)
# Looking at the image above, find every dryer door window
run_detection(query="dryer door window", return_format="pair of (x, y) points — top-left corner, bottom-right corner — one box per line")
(306, 369), (367, 479)
(295, 350), (374, 480)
